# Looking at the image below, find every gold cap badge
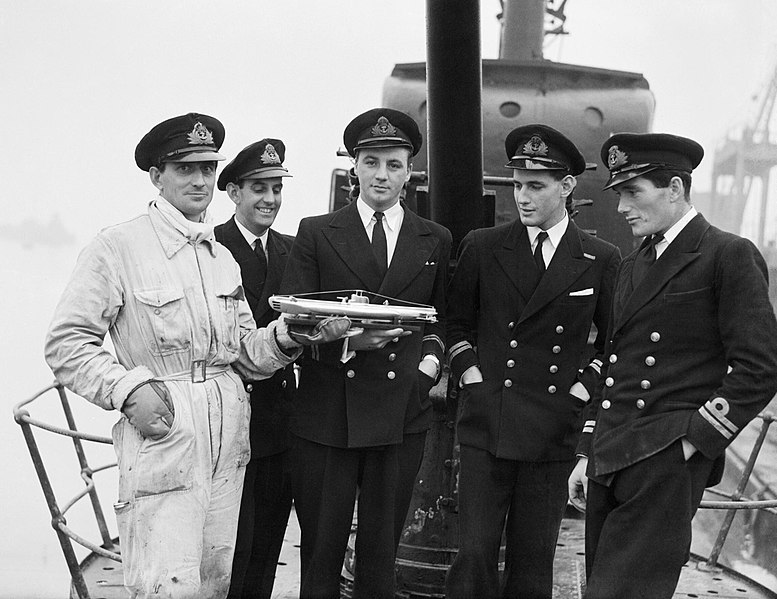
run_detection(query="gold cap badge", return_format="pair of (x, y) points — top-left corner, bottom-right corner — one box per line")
(260, 143), (281, 165)
(522, 135), (549, 157)
(371, 116), (397, 137)
(608, 145), (628, 170)
(187, 122), (214, 146)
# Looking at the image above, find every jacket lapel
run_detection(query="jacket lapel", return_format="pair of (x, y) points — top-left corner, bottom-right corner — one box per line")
(614, 214), (709, 332)
(378, 207), (438, 298)
(255, 229), (289, 322)
(519, 221), (593, 324)
(218, 216), (264, 314)
(494, 220), (537, 304)
(322, 202), (385, 292)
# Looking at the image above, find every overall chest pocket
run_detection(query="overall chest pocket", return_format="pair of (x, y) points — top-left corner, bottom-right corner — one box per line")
(216, 284), (245, 353)
(134, 288), (189, 356)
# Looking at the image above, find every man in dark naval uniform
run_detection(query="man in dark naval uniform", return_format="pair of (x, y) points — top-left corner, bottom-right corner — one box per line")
(214, 138), (295, 599)
(568, 132), (777, 599)
(445, 124), (620, 599)
(280, 108), (451, 599)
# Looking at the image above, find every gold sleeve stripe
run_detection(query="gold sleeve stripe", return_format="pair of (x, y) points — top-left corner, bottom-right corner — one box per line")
(448, 340), (473, 361)
(423, 334), (445, 352)
(700, 397), (738, 437)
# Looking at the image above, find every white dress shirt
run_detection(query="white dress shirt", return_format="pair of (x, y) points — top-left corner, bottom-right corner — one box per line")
(356, 197), (404, 269)
(235, 217), (269, 262)
(655, 206), (697, 259)
(526, 211), (570, 269)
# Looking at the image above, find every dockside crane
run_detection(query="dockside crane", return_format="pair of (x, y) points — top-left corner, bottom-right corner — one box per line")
(710, 59), (777, 248)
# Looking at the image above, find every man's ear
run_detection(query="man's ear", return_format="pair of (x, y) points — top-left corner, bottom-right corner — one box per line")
(149, 166), (164, 192)
(560, 174), (577, 198)
(668, 176), (684, 203)
(226, 182), (240, 206)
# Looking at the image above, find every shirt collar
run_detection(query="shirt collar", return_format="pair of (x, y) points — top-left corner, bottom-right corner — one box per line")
(356, 196), (404, 232)
(234, 216), (269, 250)
(148, 198), (217, 259)
(527, 211), (569, 248)
(662, 206), (697, 246)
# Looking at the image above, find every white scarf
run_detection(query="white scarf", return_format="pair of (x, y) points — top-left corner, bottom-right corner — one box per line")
(153, 195), (215, 244)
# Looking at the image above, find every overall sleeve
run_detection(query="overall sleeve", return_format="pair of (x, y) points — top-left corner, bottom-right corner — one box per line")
(45, 236), (153, 411)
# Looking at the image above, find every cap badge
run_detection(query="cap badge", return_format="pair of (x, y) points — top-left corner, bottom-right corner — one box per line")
(187, 122), (214, 146)
(608, 146), (628, 170)
(260, 143), (281, 165)
(522, 135), (549, 157)
(371, 116), (398, 137)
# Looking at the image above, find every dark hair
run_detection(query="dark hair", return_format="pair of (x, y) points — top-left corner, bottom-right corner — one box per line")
(640, 169), (692, 200)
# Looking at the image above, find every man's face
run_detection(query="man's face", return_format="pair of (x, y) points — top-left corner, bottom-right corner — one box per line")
(353, 147), (412, 211)
(150, 161), (217, 222)
(228, 177), (283, 236)
(613, 176), (676, 238)
(512, 170), (572, 230)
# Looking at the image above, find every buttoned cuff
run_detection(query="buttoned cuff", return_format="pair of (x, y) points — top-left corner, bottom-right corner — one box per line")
(109, 365), (156, 411)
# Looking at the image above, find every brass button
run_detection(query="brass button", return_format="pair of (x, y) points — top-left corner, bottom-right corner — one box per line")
(552, 345), (561, 354)
(504, 379), (513, 388)
(636, 399), (646, 409)
(641, 379), (651, 390)
(556, 325), (564, 334)
(549, 364), (559, 374)
(609, 354), (617, 364)
(650, 332), (661, 342)
(388, 353), (397, 362)
(387, 371), (396, 380)
(510, 340), (518, 348)
(154, 308), (161, 315)
(645, 356), (655, 366)
(507, 359), (515, 368)
(346, 369), (355, 379)
(245, 383), (253, 392)
(605, 377), (614, 387)
(508, 321), (515, 329)
(548, 385), (557, 394)
(601, 400), (611, 409)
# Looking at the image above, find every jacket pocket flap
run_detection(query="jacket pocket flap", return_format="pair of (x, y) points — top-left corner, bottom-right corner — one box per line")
(134, 288), (184, 308)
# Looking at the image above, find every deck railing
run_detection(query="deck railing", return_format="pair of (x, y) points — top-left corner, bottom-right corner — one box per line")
(13, 382), (777, 598)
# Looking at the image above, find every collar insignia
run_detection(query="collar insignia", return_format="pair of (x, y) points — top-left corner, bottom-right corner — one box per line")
(260, 143), (281, 165)
(608, 145), (628, 170)
(522, 135), (549, 157)
(187, 122), (214, 146)
(371, 116), (397, 137)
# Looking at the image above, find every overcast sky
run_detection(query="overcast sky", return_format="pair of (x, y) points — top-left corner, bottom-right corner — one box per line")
(2, 1), (777, 595)
(2, 0), (776, 244)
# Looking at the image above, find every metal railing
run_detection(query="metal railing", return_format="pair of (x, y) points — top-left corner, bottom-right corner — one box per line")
(13, 383), (777, 597)
(13, 382), (121, 599)
(697, 411), (777, 569)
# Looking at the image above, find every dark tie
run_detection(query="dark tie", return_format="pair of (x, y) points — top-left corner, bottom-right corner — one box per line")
(254, 238), (267, 285)
(372, 211), (388, 277)
(631, 233), (664, 289)
(534, 231), (548, 275)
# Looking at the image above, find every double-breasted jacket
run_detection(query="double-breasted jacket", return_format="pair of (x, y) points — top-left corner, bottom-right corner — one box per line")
(578, 214), (777, 482)
(280, 201), (452, 448)
(447, 218), (620, 461)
